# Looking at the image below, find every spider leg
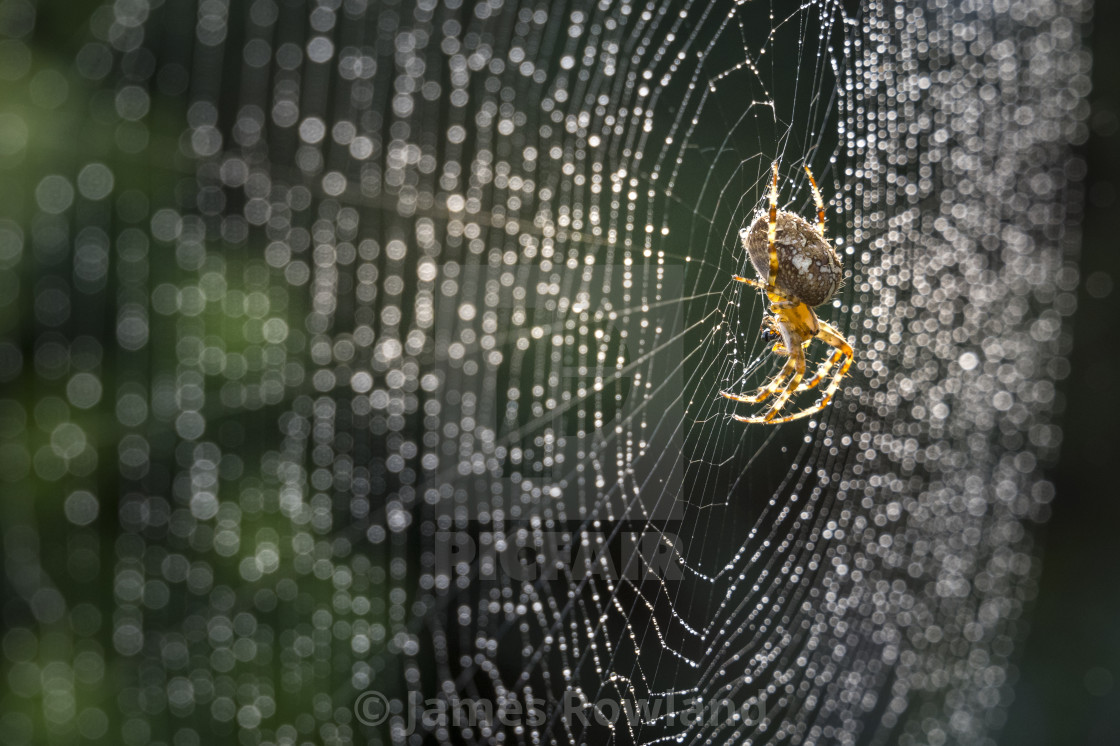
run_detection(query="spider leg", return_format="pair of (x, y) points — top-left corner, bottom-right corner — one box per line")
(809, 319), (854, 408)
(721, 357), (795, 405)
(761, 345), (805, 421)
(731, 274), (764, 290)
(766, 161), (780, 291)
(794, 347), (844, 392)
(732, 346), (807, 423)
(803, 164), (826, 238)
(760, 321), (853, 424)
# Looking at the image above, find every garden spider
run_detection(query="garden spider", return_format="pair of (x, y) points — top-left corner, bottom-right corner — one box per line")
(721, 162), (854, 424)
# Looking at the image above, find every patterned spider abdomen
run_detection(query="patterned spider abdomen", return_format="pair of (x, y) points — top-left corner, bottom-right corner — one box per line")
(742, 211), (843, 307)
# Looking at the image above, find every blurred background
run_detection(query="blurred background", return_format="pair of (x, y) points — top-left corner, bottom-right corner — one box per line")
(0, 0), (1117, 744)
(1002, 0), (1120, 742)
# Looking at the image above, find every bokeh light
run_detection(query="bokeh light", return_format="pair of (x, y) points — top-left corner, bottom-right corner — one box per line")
(0, 0), (1103, 744)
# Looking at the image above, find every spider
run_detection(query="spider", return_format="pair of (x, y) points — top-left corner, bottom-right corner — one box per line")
(721, 162), (854, 424)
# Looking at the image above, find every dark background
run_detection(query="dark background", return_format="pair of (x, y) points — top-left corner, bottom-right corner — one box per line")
(1001, 0), (1120, 742)
(3, 0), (1119, 743)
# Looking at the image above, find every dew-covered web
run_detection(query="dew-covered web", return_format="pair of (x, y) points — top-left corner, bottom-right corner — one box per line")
(0, 0), (1093, 745)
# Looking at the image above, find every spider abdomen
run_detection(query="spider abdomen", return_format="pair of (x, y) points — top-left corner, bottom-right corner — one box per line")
(743, 210), (843, 307)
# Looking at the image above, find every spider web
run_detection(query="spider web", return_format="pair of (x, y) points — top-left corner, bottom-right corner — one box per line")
(0, 0), (1091, 744)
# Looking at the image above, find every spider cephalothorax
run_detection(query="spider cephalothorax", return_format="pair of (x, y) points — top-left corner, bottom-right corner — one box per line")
(721, 162), (854, 424)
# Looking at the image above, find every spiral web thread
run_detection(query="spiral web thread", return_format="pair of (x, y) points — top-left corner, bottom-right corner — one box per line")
(0, 0), (1091, 744)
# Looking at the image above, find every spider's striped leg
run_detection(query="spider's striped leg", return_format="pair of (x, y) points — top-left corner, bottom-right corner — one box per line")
(762, 321), (853, 424)
(733, 347), (807, 424)
(794, 347), (844, 393)
(809, 320), (854, 409)
(803, 164), (826, 238)
(731, 274), (763, 289)
(761, 346), (805, 422)
(721, 357), (794, 406)
(766, 161), (780, 290)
